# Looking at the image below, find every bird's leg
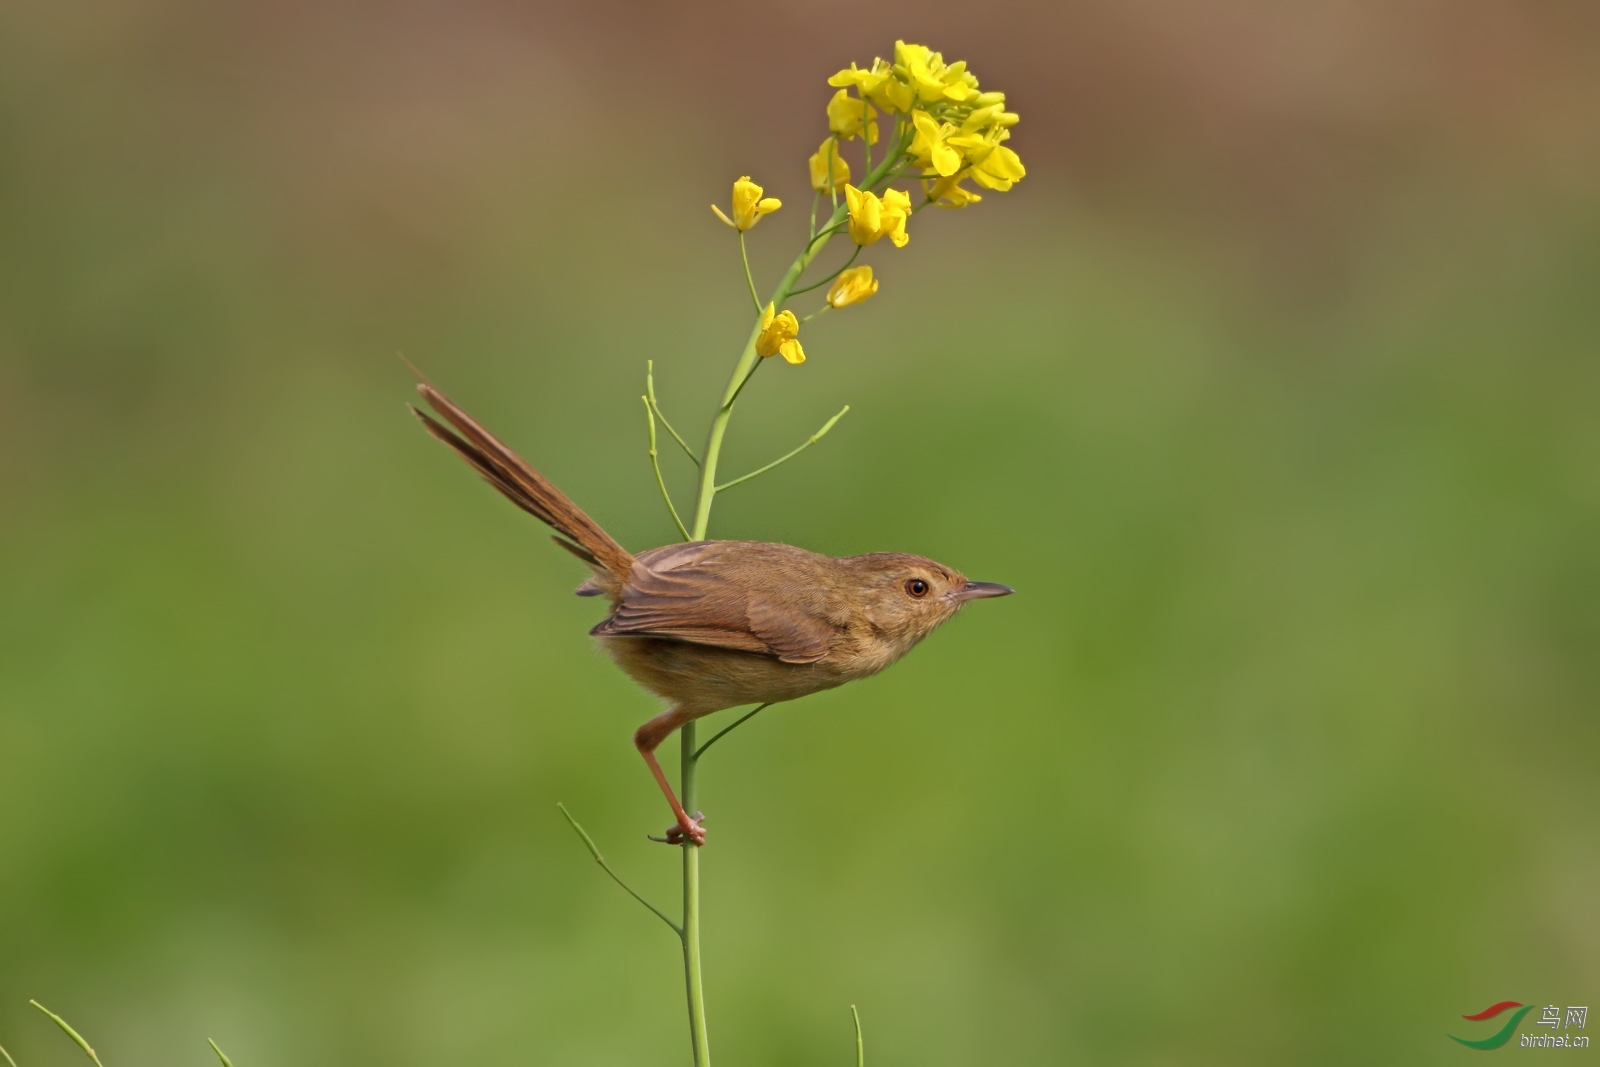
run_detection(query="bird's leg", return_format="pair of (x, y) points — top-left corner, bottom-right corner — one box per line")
(634, 706), (706, 846)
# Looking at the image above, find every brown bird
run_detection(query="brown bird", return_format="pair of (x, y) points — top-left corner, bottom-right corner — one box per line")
(411, 379), (1013, 845)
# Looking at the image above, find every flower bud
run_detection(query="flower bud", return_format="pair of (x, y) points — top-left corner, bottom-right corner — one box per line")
(826, 265), (879, 308)
(808, 138), (851, 192)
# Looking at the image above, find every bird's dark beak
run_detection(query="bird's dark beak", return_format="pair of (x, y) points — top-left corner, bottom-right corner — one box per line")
(951, 580), (1015, 602)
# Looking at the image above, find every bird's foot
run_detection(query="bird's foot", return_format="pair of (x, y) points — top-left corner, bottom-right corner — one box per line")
(648, 811), (706, 847)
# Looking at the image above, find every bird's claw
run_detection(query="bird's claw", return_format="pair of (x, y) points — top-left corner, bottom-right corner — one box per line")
(649, 811), (706, 846)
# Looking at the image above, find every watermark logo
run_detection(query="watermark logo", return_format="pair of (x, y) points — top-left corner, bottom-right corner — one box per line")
(1449, 1002), (1588, 1050)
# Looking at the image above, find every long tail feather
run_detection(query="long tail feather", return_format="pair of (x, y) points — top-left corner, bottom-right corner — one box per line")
(410, 381), (634, 582)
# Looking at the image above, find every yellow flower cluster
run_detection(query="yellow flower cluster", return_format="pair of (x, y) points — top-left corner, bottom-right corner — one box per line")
(825, 40), (1024, 208)
(708, 42), (1025, 371)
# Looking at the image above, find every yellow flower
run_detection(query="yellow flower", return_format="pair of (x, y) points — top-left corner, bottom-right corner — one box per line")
(755, 302), (805, 364)
(829, 59), (912, 113)
(923, 174), (982, 209)
(970, 143), (1025, 190)
(826, 90), (879, 143)
(828, 62), (887, 95)
(960, 104), (1020, 133)
(894, 41), (976, 104)
(910, 110), (962, 177)
(949, 128), (1026, 191)
(711, 175), (782, 231)
(826, 265), (879, 308)
(844, 185), (912, 248)
(808, 137), (850, 192)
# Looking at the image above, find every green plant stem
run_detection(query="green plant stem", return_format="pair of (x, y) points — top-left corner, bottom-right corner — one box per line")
(672, 140), (907, 1067)
(738, 233), (761, 313)
(0, 1041), (17, 1067)
(680, 722), (710, 1067)
(852, 1005), (865, 1067)
(692, 206), (847, 536)
(207, 1039), (234, 1067)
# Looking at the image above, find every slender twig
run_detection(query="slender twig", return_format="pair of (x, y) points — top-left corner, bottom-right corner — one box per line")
(725, 359), (764, 411)
(0, 1041), (18, 1067)
(694, 703), (772, 760)
(716, 406), (850, 492)
(738, 232), (762, 314)
(799, 305), (833, 326)
(647, 361), (699, 466)
(644, 396), (691, 540)
(790, 246), (862, 297)
(29, 1003), (104, 1067)
(207, 1039), (234, 1067)
(852, 1005), (865, 1067)
(558, 804), (683, 934)
(805, 218), (850, 255)
(809, 190), (819, 238)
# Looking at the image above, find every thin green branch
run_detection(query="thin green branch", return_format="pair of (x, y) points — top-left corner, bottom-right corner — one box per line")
(852, 1005), (865, 1067)
(29, 1003), (104, 1067)
(726, 358), (764, 410)
(558, 803), (683, 934)
(644, 396), (691, 541)
(207, 1040), (234, 1067)
(805, 218), (850, 255)
(715, 405), (850, 493)
(0, 1041), (18, 1067)
(809, 189), (820, 238)
(799, 305), (833, 326)
(738, 232), (762, 314)
(790, 245), (862, 297)
(647, 361), (699, 466)
(694, 703), (772, 761)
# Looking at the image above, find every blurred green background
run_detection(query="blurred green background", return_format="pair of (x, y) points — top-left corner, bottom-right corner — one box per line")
(1, 2), (1596, 1064)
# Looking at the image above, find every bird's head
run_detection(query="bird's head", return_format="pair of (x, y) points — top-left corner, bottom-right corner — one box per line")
(844, 552), (1013, 654)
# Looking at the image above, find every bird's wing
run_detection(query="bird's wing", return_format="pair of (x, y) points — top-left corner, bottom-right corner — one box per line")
(589, 541), (836, 664)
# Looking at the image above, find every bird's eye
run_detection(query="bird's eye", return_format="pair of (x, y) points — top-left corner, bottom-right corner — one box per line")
(906, 578), (930, 598)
